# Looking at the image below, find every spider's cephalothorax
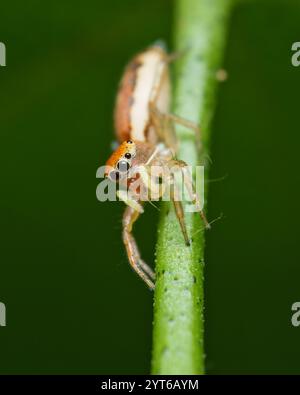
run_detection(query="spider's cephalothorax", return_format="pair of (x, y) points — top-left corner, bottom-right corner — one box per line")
(104, 43), (209, 290)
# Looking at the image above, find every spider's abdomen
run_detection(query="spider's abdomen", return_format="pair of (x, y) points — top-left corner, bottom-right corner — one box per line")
(114, 45), (170, 144)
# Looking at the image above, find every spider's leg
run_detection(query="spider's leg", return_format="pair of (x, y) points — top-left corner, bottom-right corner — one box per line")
(122, 205), (155, 290)
(180, 164), (210, 229)
(152, 107), (201, 151)
(168, 159), (210, 230)
(170, 174), (190, 246)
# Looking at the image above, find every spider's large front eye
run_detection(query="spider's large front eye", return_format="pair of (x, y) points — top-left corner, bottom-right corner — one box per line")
(117, 160), (130, 173)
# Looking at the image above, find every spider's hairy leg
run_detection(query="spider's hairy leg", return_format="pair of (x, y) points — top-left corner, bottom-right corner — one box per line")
(122, 206), (155, 290)
(168, 159), (210, 230)
(170, 177), (190, 246)
(117, 190), (144, 213)
(149, 105), (178, 153)
(150, 104), (201, 151)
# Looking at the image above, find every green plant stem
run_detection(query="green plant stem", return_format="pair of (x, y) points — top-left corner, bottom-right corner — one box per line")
(152, 0), (232, 375)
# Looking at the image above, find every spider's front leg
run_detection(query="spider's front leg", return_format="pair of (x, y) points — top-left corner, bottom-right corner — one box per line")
(122, 205), (155, 290)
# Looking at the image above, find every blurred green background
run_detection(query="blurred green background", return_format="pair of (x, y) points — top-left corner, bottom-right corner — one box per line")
(0, 0), (299, 374)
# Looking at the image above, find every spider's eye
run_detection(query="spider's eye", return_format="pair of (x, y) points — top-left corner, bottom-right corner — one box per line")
(125, 152), (131, 159)
(109, 170), (120, 181)
(117, 160), (130, 173)
(127, 140), (133, 144)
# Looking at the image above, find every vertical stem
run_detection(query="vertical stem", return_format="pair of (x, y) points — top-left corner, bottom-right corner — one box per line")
(152, 0), (232, 375)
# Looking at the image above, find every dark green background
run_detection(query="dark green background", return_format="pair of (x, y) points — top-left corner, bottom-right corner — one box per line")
(0, 0), (299, 374)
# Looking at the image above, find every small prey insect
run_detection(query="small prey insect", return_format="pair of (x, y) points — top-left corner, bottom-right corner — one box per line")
(104, 43), (209, 290)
